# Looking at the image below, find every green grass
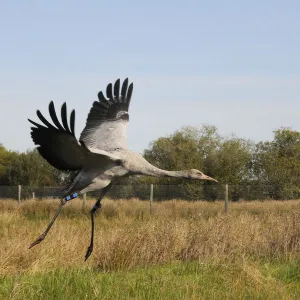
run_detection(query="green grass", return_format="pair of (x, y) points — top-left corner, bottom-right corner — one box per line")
(1, 261), (300, 300)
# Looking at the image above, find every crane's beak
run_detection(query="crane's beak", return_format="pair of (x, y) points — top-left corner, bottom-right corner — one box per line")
(200, 174), (218, 182)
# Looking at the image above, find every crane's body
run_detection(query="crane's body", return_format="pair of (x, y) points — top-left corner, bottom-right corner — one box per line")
(66, 149), (149, 194)
(28, 78), (217, 260)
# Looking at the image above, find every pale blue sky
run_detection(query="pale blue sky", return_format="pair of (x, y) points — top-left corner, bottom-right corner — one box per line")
(0, 0), (300, 154)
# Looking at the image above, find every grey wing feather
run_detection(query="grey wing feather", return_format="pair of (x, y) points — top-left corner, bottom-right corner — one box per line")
(79, 78), (134, 151)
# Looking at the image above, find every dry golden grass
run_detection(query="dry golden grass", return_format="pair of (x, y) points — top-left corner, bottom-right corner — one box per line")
(1, 198), (300, 276)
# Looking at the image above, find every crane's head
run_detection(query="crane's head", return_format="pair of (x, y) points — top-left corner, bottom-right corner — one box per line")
(188, 169), (218, 182)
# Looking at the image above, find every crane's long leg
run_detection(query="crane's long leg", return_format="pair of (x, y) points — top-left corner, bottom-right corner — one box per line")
(85, 184), (112, 261)
(28, 193), (78, 249)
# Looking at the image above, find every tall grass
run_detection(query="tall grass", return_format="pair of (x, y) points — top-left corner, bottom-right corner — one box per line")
(1, 198), (300, 276)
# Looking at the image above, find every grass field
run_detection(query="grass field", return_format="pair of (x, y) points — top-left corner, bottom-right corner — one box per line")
(1, 198), (300, 299)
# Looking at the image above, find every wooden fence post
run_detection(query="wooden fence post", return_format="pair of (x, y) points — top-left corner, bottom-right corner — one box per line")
(83, 193), (86, 212)
(225, 184), (229, 213)
(18, 185), (21, 205)
(32, 192), (35, 200)
(150, 184), (153, 215)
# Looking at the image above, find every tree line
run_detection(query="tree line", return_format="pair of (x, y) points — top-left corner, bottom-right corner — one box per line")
(1, 124), (300, 200)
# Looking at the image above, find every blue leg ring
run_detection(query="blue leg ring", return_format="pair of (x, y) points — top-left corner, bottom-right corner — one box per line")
(65, 193), (78, 202)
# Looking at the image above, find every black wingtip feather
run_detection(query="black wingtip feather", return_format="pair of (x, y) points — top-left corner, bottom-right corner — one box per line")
(48, 101), (65, 131)
(70, 110), (76, 136)
(114, 79), (120, 101)
(121, 78), (129, 100)
(106, 83), (113, 100)
(98, 91), (106, 102)
(36, 110), (56, 130)
(61, 102), (71, 134)
(28, 118), (42, 128)
(126, 83), (133, 105)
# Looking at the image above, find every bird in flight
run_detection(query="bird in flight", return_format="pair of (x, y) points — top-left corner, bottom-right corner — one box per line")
(28, 78), (218, 260)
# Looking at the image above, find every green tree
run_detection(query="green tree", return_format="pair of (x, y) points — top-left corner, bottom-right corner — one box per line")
(0, 144), (17, 181)
(253, 128), (300, 199)
(142, 125), (253, 200)
(214, 136), (254, 201)
(2, 149), (64, 187)
(214, 136), (254, 185)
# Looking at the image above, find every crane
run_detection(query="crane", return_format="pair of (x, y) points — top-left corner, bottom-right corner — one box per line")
(28, 78), (217, 260)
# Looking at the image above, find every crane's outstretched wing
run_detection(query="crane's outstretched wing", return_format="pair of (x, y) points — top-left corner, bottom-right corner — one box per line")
(79, 78), (133, 151)
(28, 101), (121, 171)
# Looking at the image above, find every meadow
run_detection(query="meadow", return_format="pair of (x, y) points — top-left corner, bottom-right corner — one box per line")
(1, 198), (300, 299)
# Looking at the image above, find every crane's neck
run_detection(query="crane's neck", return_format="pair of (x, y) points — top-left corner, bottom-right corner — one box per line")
(125, 152), (190, 179)
(139, 165), (190, 179)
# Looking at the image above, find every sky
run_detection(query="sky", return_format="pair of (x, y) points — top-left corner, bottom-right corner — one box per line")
(0, 0), (300, 154)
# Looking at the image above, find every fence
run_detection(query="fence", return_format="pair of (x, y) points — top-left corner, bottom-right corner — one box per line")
(0, 184), (299, 202)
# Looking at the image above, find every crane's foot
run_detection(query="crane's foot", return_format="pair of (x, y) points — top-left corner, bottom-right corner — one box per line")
(85, 245), (93, 261)
(28, 234), (45, 249)
(28, 194), (78, 251)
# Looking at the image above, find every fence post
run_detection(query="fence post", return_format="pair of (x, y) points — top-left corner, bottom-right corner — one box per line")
(18, 185), (21, 205)
(83, 193), (86, 212)
(150, 184), (153, 215)
(32, 192), (35, 200)
(225, 184), (229, 213)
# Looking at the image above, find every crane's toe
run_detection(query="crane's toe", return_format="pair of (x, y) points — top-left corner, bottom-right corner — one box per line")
(28, 234), (45, 249)
(85, 245), (93, 261)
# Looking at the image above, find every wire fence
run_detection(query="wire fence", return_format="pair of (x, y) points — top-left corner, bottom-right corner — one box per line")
(0, 184), (299, 201)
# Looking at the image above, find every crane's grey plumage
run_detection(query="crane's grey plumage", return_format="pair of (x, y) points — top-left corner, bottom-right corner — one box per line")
(79, 78), (132, 151)
(28, 78), (218, 260)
